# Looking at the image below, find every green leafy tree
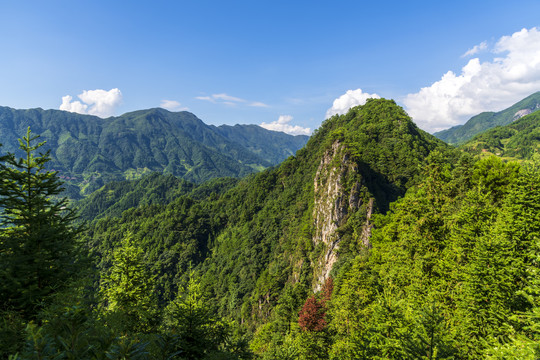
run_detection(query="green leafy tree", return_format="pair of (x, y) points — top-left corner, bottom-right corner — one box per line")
(0, 127), (83, 319)
(99, 232), (159, 334)
(162, 270), (219, 359)
(162, 270), (252, 359)
(400, 304), (457, 359)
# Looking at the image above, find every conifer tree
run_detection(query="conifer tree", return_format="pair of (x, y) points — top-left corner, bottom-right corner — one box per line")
(163, 270), (223, 359)
(99, 232), (159, 334)
(400, 304), (457, 359)
(0, 127), (82, 318)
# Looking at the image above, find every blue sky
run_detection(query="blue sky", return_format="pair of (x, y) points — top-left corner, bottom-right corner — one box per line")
(1, 1), (540, 134)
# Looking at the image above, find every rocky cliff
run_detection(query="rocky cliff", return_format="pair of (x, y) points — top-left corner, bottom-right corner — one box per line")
(312, 140), (374, 290)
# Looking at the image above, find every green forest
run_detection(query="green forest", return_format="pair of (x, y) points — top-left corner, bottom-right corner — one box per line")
(3, 99), (540, 359)
(433, 91), (540, 145)
(0, 106), (308, 197)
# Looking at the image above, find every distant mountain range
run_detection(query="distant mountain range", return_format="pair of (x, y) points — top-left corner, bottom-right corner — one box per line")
(434, 91), (540, 144)
(461, 110), (540, 160)
(0, 107), (308, 197)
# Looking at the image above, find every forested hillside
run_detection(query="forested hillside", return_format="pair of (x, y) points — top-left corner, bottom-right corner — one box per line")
(462, 111), (540, 160)
(76, 173), (239, 222)
(3, 98), (540, 359)
(434, 91), (540, 145)
(213, 124), (310, 165)
(0, 106), (308, 197)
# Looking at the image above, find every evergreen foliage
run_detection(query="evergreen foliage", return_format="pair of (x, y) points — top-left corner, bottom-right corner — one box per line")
(0, 127), (83, 319)
(99, 233), (159, 334)
(0, 106), (308, 197)
(7, 98), (540, 359)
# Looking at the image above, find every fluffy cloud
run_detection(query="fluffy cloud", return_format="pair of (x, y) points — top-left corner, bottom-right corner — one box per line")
(59, 95), (88, 114)
(404, 27), (540, 133)
(326, 89), (381, 118)
(160, 100), (188, 111)
(196, 93), (269, 108)
(260, 115), (311, 136)
(462, 41), (488, 57)
(60, 88), (122, 118)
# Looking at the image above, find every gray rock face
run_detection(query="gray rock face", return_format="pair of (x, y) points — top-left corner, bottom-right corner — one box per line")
(513, 104), (540, 121)
(311, 141), (374, 290)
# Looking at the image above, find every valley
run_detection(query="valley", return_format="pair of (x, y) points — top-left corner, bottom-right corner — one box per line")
(2, 97), (540, 358)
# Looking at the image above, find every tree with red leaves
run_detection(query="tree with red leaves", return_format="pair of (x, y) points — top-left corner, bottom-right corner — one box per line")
(298, 277), (334, 332)
(298, 295), (326, 331)
(321, 277), (333, 306)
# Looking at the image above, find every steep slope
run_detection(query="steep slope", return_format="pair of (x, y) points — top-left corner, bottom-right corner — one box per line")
(84, 99), (450, 328)
(0, 107), (308, 195)
(326, 153), (540, 358)
(434, 91), (540, 144)
(213, 124), (309, 165)
(461, 111), (540, 160)
(76, 173), (238, 222)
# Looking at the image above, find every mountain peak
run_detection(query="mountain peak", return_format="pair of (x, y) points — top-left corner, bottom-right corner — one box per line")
(0, 106), (309, 197)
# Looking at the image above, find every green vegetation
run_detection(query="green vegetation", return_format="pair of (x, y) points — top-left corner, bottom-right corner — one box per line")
(4, 98), (540, 358)
(0, 128), (84, 356)
(213, 124), (309, 165)
(0, 106), (308, 197)
(434, 91), (540, 144)
(76, 99), (449, 357)
(76, 172), (238, 222)
(0, 128), (250, 359)
(462, 111), (540, 160)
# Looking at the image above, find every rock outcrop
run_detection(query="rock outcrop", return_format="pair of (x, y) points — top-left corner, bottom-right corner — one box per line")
(311, 140), (373, 290)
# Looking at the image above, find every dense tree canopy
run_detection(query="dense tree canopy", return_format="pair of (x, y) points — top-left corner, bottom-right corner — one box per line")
(4, 99), (540, 358)
(0, 128), (82, 318)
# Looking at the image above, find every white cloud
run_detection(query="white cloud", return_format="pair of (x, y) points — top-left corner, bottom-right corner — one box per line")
(404, 27), (540, 133)
(60, 88), (122, 118)
(196, 93), (269, 108)
(326, 89), (381, 118)
(462, 41), (488, 57)
(160, 100), (188, 111)
(212, 93), (246, 102)
(249, 101), (270, 108)
(195, 96), (214, 102)
(260, 115), (311, 136)
(60, 95), (88, 114)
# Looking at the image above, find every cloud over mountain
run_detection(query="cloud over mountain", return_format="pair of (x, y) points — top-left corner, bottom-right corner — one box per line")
(404, 27), (540, 133)
(326, 89), (380, 119)
(260, 115), (311, 136)
(60, 88), (123, 118)
(160, 100), (188, 111)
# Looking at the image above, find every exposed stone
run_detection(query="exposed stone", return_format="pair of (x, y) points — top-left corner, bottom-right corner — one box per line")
(360, 198), (374, 248)
(311, 140), (373, 290)
(513, 104), (540, 121)
(513, 108), (533, 121)
(348, 181), (363, 210)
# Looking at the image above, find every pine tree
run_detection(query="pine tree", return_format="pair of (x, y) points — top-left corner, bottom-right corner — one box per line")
(0, 127), (82, 318)
(163, 270), (224, 359)
(99, 232), (158, 334)
(400, 304), (457, 359)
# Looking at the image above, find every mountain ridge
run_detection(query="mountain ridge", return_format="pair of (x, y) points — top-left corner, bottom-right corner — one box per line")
(434, 91), (540, 144)
(0, 106), (308, 196)
(82, 98), (451, 327)
(9, 98), (539, 358)
(461, 110), (540, 160)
